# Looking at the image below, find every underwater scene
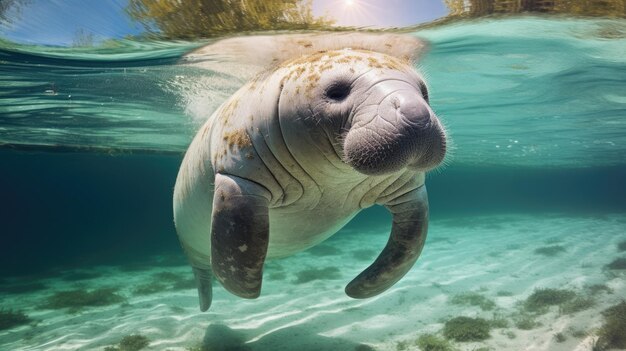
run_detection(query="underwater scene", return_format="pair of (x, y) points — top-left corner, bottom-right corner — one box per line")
(1, 1), (625, 350)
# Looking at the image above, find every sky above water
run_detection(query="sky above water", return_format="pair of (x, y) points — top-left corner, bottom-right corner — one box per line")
(313, 0), (448, 28)
(0, 0), (448, 46)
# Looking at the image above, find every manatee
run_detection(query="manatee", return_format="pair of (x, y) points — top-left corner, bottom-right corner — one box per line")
(173, 33), (447, 311)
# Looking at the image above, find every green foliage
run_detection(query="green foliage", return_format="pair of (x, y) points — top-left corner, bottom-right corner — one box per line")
(133, 282), (168, 295)
(43, 288), (124, 311)
(396, 340), (409, 351)
(354, 344), (376, 351)
(0, 309), (31, 330)
(523, 288), (576, 312)
(126, 0), (335, 39)
(443, 316), (491, 342)
(605, 257), (626, 270)
(561, 296), (595, 314)
(119, 335), (150, 351)
(415, 334), (457, 351)
(443, 0), (626, 18)
(496, 290), (514, 297)
(449, 292), (496, 311)
(153, 271), (196, 291)
(596, 301), (626, 350)
(133, 271), (196, 294)
(554, 332), (567, 343)
(586, 284), (613, 295)
(488, 314), (509, 328)
(514, 314), (541, 330)
(171, 277), (196, 290)
(0, 0), (27, 25)
(502, 330), (516, 339)
(570, 328), (587, 338)
(105, 334), (150, 351)
(533, 245), (566, 257)
(153, 271), (180, 281)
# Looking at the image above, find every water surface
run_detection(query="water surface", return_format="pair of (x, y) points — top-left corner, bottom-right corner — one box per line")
(1, 15), (625, 351)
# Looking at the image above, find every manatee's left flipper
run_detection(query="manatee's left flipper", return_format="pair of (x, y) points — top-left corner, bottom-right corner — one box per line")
(345, 185), (429, 298)
(211, 173), (271, 298)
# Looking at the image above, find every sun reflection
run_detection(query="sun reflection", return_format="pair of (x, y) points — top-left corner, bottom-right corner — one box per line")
(332, 0), (379, 27)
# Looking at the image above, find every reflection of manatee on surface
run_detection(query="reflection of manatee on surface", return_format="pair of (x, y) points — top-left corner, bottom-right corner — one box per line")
(173, 32), (447, 311)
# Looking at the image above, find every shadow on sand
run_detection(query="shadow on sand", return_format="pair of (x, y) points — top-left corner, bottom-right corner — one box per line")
(202, 323), (374, 351)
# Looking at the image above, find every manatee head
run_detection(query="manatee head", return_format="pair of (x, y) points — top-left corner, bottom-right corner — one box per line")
(277, 49), (446, 175)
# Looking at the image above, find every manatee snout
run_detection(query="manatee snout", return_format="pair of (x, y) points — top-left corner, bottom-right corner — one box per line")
(343, 86), (446, 175)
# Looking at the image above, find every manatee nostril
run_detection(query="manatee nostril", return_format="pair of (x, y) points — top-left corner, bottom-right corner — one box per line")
(391, 97), (400, 110)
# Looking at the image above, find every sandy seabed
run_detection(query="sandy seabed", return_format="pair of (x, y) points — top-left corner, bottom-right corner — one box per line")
(1, 213), (625, 351)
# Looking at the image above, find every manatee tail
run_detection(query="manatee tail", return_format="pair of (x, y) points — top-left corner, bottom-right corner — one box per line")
(192, 266), (213, 311)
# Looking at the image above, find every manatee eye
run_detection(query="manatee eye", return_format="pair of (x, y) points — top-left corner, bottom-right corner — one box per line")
(326, 82), (351, 101)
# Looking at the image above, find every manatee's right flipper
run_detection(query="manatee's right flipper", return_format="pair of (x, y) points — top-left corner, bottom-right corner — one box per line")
(192, 266), (213, 312)
(345, 185), (429, 298)
(211, 173), (271, 298)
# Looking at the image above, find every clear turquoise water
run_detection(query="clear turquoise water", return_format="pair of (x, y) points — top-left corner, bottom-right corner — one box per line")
(1, 16), (626, 351)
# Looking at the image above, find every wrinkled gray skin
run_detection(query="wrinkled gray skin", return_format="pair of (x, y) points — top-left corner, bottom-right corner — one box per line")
(173, 49), (446, 311)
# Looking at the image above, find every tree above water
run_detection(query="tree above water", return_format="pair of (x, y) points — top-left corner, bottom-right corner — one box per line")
(0, 0), (29, 26)
(444, 0), (625, 18)
(126, 0), (334, 39)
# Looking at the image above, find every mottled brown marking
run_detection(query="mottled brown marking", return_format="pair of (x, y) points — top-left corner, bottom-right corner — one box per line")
(296, 40), (313, 48)
(319, 62), (334, 72)
(307, 72), (321, 83)
(382, 56), (405, 71)
(201, 124), (210, 138)
(221, 99), (240, 124)
(336, 57), (352, 64)
(223, 129), (252, 149)
(294, 66), (306, 78)
(282, 51), (327, 67)
(367, 57), (383, 68)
